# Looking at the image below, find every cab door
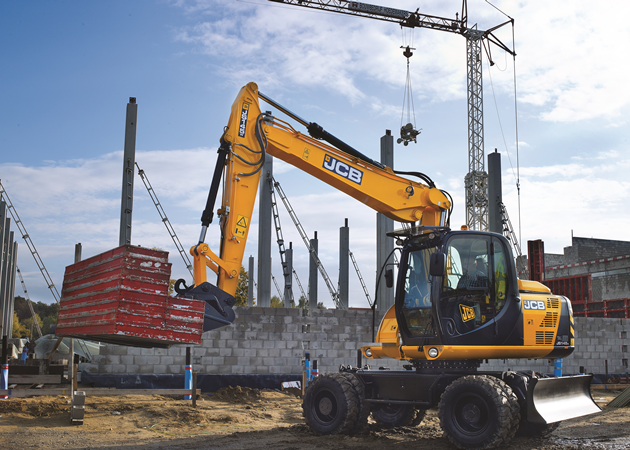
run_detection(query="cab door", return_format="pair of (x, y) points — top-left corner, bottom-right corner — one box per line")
(437, 233), (520, 346)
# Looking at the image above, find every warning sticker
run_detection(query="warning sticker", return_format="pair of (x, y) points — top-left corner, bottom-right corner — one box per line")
(459, 304), (476, 322)
(235, 215), (249, 237)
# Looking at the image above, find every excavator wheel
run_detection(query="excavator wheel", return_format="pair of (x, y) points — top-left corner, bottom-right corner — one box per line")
(338, 372), (370, 434)
(303, 373), (360, 435)
(438, 375), (520, 450)
(371, 404), (418, 428)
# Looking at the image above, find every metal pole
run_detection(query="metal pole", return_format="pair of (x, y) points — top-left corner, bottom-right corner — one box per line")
(0, 201), (6, 335)
(338, 219), (349, 310)
(7, 238), (17, 337)
(0, 215), (10, 336)
(308, 232), (318, 309)
(284, 243), (293, 307)
(257, 155), (273, 307)
(185, 347), (192, 400)
(377, 130), (395, 311)
(488, 149), (503, 234)
(70, 243), (81, 402)
(119, 97), (138, 247)
(248, 256), (254, 307)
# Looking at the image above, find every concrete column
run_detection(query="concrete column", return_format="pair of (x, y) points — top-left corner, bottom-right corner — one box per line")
(119, 97), (138, 247)
(339, 219), (349, 310)
(308, 232), (318, 309)
(488, 149), (503, 234)
(0, 216), (11, 336)
(377, 130), (395, 312)
(248, 256), (255, 307)
(257, 155), (273, 307)
(0, 202), (7, 336)
(284, 243), (293, 307)
(7, 237), (17, 337)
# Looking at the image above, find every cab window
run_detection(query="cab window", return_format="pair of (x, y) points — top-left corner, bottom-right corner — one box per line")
(440, 236), (492, 336)
(401, 247), (435, 337)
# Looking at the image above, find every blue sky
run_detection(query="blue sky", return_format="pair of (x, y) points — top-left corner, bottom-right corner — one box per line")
(2, 0), (629, 307)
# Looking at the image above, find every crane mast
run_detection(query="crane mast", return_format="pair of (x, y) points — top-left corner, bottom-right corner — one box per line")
(267, 0), (515, 231)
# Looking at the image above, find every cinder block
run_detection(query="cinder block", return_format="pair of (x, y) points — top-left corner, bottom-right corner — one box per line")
(251, 340), (263, 349)
(237, 357), (251, 366)
(219, 347), (233, 357)
(141, 348), (156, 356)
(224, 356), (238, 365)
(106, 355), (121, 365)
(112, 345), (129, 355)
(173, 356), (185, 365)
(219, 330), (233, 340)
(254, 365), (270, 374)
(245, 331), (258, 340)
(231, 365), (245, 374)
(161, 356), (174, 365)
(138, 365), (155, 373)
(120, 355), (134, 365)
(212, 356), (225, 365)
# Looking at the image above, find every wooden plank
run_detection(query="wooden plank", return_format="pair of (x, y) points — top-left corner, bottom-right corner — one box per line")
(0, 389), (72, 397)
(591, 384), (629, 390)
(8, 375), (63, 384)
(77, 388), (201, 396)
(0, 388), (201, 398)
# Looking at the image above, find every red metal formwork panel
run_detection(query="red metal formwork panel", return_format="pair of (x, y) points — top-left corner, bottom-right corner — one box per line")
(56, 245), (204, 348)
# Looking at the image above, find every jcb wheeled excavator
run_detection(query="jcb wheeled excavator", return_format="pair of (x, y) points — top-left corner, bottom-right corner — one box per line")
(178, 82), (600, 449)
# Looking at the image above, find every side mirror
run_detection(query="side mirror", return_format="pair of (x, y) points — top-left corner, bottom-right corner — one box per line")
(430, 253), (446, 277)
(385, 269), (394, 288)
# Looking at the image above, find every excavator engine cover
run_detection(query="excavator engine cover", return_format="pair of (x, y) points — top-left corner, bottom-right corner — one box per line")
(56, 245), (205, 348)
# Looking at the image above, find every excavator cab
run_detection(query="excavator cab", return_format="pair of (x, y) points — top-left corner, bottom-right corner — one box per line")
(394, 228), (523, 349)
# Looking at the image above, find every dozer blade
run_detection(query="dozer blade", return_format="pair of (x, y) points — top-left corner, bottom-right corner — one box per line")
(181, 282), (236, 332)
(527, 374), (601, 424)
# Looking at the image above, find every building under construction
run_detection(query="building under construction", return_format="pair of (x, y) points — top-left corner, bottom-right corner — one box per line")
(526, 237), (630, 319)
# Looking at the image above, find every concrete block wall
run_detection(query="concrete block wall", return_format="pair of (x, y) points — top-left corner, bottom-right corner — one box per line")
(83, 310), (628, 377)
(83, 306), (406, 375)
(480, 317), (630, 374)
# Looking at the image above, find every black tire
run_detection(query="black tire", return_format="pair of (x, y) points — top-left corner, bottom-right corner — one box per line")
(303, 373), (360, 435)
(438, 375), (520, 450)
(371, 404), (417, 428)
(516, 420), (560, 438)
(338, 372), (370, 434)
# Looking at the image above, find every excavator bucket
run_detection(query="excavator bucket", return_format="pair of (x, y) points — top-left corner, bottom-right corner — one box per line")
(178, 281), (236, 333)
(526, 374), (601, 424)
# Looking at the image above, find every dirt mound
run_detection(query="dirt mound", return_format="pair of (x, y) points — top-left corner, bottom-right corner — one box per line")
(211, 386), (262, 404)
(0, 396), (67, 417)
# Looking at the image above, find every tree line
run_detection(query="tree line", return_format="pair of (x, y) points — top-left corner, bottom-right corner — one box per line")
(12, 296), (59, 338)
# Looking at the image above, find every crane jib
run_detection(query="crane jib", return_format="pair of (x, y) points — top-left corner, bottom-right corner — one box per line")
(348, 2), (409, 20)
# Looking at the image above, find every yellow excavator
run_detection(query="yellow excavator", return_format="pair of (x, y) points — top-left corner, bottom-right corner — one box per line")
(176, 82), (600, 449)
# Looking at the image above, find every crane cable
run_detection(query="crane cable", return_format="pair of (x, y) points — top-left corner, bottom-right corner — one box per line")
(398, 28), (421, 146)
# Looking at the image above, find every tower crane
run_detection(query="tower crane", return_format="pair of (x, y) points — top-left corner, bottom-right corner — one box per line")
(267, 0), (516, 231)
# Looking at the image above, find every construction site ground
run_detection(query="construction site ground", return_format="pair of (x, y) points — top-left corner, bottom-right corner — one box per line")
(0, 386), (628, 449)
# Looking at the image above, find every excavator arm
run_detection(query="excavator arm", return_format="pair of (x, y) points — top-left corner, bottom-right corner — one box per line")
(191, 82), (451, 298)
